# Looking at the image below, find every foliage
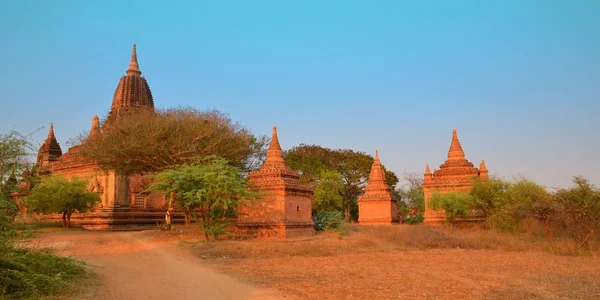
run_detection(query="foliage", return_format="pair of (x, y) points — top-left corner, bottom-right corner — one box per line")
(26, 176), (100, 228)
(312, 171), (344, 212)
(313, 211), (345, 232)
(148, 157), (259, 240)
(0, 247), (88, 299)
(395, 172), (425, 223)
(80, 107), (268, 175)
(554, 177), (600, 247)
(0, 130), (34, 186)
(0, 130), (88, 299)
(470, 176), (511, 217)
(429, 192), (474, 224)
(284, 144), (399, 221)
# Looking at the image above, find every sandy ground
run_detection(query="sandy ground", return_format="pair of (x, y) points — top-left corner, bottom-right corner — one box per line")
(28, 229), (287, 300)
(29, 226), (600, 300)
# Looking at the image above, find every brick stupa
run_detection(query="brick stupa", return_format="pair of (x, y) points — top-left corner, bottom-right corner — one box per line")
(358, 151), (399, 224)
(236, 126), (314, 238)
(422, 129), (488, 224)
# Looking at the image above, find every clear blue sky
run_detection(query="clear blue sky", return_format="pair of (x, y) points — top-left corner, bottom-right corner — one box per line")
(1, 0), (598, 188)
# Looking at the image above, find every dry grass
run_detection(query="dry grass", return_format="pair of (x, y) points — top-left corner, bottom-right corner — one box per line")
(189, 225), (600, 299)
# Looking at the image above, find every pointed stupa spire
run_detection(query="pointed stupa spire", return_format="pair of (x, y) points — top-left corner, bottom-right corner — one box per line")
(265, 125), (284, 163)
(447, 128), (466, 160)
(425, 163), (431, 174)
(368, 150), (386, 183)
(126, 44), (141, 76)
(88, 115), (101, 138)
(47, 123), (55, 140)
(480, 160), (487, 171)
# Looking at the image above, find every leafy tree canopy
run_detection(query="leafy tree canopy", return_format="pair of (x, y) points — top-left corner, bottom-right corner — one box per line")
(147, 157), (259, 239)
(26, 176), (100, 228)
(80, 108), (268, 175)
(429, 191), (474, 224)
(284, 144), (399, 220)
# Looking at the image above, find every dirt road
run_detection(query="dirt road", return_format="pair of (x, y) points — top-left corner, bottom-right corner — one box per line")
(31, 229), (286, 300)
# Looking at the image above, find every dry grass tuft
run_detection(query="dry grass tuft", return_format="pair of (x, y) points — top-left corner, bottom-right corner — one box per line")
(193, 225), (531, 260)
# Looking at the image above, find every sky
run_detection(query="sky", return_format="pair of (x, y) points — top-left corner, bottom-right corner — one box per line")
(0, 0), (598, 189)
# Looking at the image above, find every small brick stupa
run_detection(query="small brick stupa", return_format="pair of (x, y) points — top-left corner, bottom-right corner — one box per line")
(358, 151), (399, 224)
(422, 129), (488, 224)
(236, 126), (314, 238)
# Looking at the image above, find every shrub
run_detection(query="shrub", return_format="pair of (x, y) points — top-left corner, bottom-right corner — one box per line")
(148, 157), (259, 240)
(313, 211), (344, 232)
(26, 176), (100, 228)
(429, 192), (473, 224)
(0, 247), (88, 298)
(403, 214), (424, 225)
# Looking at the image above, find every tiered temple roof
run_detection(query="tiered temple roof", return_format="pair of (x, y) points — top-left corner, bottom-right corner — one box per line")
(36, 124), (63, 166)
(248, 126), (313, 193)
(110, 44), (154, 114)
(361, 151), (393, 197)
(50, 116), (99, 171)
(425, 129), (481, 187)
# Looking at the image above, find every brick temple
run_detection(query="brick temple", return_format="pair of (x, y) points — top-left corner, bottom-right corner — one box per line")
(422, 129), (488, 224)
(30, 45), (174, 229)
(236, 126), (315, 238)
(358, 151), (399, 224)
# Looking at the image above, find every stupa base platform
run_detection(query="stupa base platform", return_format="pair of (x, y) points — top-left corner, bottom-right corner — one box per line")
(424, 214), (486, 225)
(235, 222), (315, 239)
(358, 218), (399, 225)
(26, 209), (186, 231)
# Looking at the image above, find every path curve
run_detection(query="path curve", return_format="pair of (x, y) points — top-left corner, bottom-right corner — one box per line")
(33, 230), (286, 300)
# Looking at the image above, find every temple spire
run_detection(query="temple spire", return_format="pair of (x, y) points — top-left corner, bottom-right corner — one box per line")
(47, 123), (55, 140)
(126, 44), (141, 77)
(425, 163), (431, 174)
(447, 128), (465, 160)
(266, 126), (284, 162)
(480, 160), (487, 171)
(88, 115), (101, 138)
(368, 151), (386, 183)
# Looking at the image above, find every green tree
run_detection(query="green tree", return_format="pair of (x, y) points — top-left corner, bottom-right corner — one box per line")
(0, 131), (33, 186)
(148, 157), (259, 239)
(429, 192), (474, 225)
(312, 170), (344, 212)
(26, 176), (100, 228)
(284, 145), (399, 221)
(395, 172), (425, 223)
(470, 176), (511, 217)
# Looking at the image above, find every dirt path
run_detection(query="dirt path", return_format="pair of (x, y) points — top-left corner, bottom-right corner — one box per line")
(31, 229), (286, 300)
